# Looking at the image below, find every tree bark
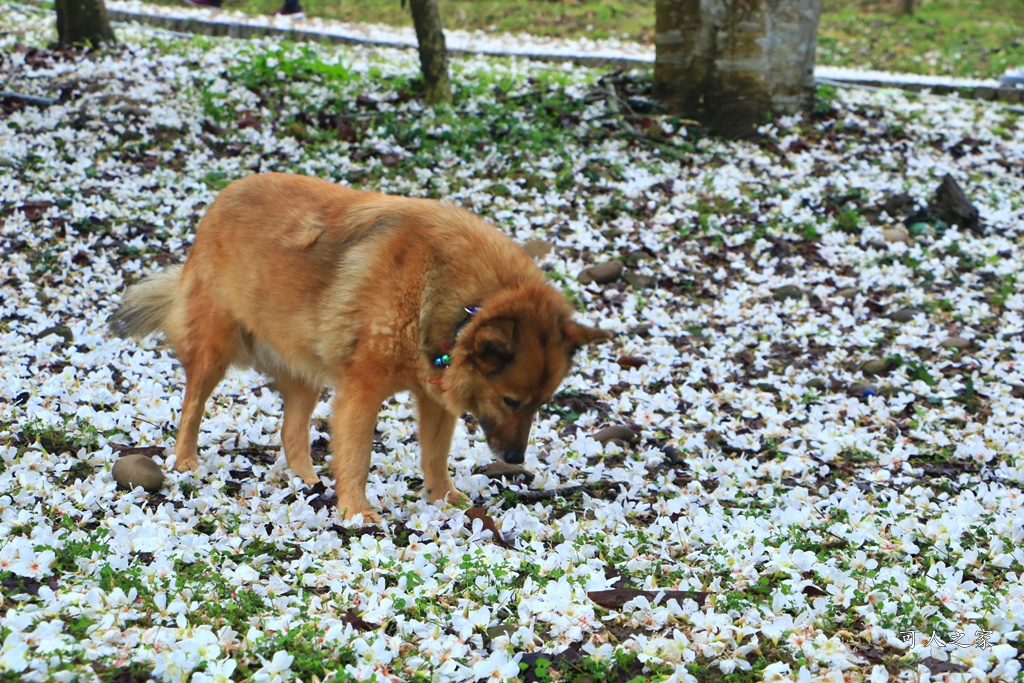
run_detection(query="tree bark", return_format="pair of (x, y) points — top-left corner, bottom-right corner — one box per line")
(897, 0), (913, 17)
(408, 0), (451, 105)
(654, 0), (822, 138)
(55, 0), (117, 47)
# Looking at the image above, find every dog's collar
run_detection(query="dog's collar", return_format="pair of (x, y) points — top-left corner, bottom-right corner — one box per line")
(433, 306), (480, 368)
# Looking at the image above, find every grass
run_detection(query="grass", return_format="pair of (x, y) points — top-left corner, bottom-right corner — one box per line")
(143, 0), (1024, 79)
(817, 0), (1024, 79)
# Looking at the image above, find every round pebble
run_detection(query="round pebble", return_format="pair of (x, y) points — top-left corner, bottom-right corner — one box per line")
(578, 260), (624, 285)
(836, 287), (859, 300)
(805, 378), (828, 392)
(940, 336), (971, 350)
(882, 226), (912, 245)
(111, 452), (165, 493)
(889, 307), (926, 323)
(592, 425), (639, 445)
(522, 239), (554, 259)
(37, 324), (73, 345)
(624, 249), (654, 264)
(772, 285), (804, 301)
(860, 359), (891, 377)
(480, 462), (535, 484)
(623, 271), (656, 289)
(848, 381), (878, 397)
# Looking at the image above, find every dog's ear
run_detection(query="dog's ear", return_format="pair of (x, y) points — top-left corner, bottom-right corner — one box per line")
(564, 321), (612, 352)
(470, 319), (515, 374)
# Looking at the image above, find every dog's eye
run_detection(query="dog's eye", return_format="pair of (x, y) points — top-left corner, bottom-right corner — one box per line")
(503, 397), (522, 410)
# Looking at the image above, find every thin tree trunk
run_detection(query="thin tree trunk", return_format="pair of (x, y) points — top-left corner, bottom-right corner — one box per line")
(55, 0), (116, 47)
(408, 0), (451, 105)
(654, 0), (821, 138)
(897, 0), (913, 17)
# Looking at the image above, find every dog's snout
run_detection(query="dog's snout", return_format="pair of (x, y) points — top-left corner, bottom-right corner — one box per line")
(501, 448), (525, 465)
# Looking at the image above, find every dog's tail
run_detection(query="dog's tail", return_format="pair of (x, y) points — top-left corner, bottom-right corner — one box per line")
(108, 265), (183, 339)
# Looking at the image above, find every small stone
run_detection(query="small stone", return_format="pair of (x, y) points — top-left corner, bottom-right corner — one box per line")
(522, 239), (554, 259)
(661, 445), (682, 463)
(112, 452), (165, 493)
(624, 249), (654, 264)
(908, 221), (932, 233)
(592, 425), (639, 445)
(878, 386), (900, 398)
(860, 359), (892, 377)
(848, 381), (878, 397)
(37, 324), (73, 346)
(485, 624), (516, 641)
(480, 462), (535, 484)
(578, 261), (624, 285)
(881, 192), (916, 219)
(882, 226), (912, 244)
(772, 285), (804, 302)
(616, 356), (648, 369)
(939, 336), (971, 350)
(908, 222), (934, 237)
(836, 287), (858, 300)
(930, 174), (982, 235)
(623, 271), (656, 289)
(1011, 385), (1024, 399)
(755, 382), (779, 394)
(889, 307), (926, 323)
(805, 378), (828, 392)
(115, 104), (150, 117)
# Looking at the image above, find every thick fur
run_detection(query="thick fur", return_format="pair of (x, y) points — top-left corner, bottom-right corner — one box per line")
(110, 173), (609, 520)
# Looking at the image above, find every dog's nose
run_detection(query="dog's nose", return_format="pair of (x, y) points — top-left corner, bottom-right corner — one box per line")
(501, 448), (525, 464)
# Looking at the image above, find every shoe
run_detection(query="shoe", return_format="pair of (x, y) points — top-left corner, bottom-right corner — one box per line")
(269, 4), (304, 18)
(185, 0), (223, 8)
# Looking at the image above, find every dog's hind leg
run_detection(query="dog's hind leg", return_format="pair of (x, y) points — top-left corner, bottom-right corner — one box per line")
(415, 392), (467, 508)
(171, 280), (236, 474)
(275, 374), (321, 485)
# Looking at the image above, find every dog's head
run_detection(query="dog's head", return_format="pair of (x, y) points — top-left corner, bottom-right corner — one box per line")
(446, 285), (610, 464)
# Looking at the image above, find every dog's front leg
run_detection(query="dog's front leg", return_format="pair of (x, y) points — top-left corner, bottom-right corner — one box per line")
(415, 392), (468, 508)
(331, 379), (385, 522)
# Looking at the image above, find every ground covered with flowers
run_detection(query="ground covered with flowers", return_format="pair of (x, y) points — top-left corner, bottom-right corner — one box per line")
(2, 4), (1024, 682)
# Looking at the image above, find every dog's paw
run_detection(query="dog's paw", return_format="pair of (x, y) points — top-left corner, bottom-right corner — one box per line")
(172, 456), (198, 473)
(346, 509), (382, 524)
(298, 473), (322, 487)
(430, 488), (470, 510)
(337, 499), (381, 524)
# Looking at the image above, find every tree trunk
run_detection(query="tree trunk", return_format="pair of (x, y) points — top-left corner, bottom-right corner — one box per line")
(55, 0), (116, 47)
(654, 0), (822, 138)
(408, 0), (451, 105)
(897, 0), (913, 17)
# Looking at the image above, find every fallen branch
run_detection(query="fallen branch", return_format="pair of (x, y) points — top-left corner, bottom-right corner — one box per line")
(0, 90), (57, 106)
(515, 484), (587, 503)
(588, 587), (709, 609)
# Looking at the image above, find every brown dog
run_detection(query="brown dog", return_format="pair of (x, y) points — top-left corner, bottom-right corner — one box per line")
(110, 173), (609, 520)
